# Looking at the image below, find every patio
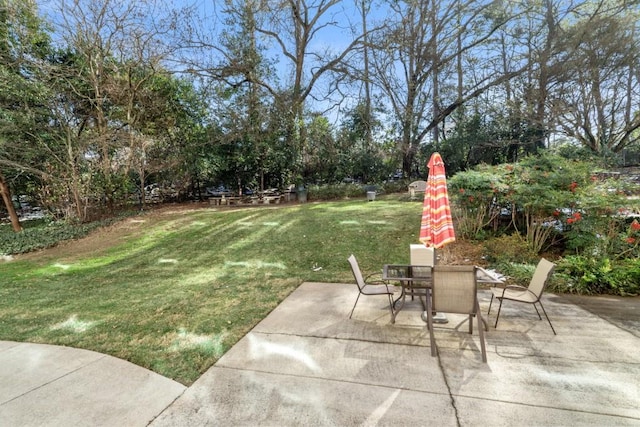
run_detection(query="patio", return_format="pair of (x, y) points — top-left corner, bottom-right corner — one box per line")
(152, 282), (640, 426)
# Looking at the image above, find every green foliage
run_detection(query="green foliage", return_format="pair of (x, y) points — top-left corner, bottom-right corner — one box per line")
(0, 217), (123, 255)
(449, 153), (640, 295)
(380, 180), (411, 195)
(448, 166), (505, 239)
(505, 155), (590, 254)
(448, 153), (640, 260)
(554, 256), (640, 296)
(306, 183), (367, 200)
(436, 112), (545, 176)
(304, 181), (413, 201)
(483, 234), (538, 264)
(491, 261), (537, 288)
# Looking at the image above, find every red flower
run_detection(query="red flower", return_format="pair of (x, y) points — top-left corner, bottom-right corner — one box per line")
(553, 210), (560, 217)
(573, 212), (582, 220)
(569, 182), (578, 192)
(626, 237), (636, 244)
(459, 188), (465, 194)
(631, 220), (640, 231)
(567, 218), (575, 225)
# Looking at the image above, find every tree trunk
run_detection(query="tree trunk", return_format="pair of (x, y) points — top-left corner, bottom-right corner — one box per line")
(0, 171), (23, 232)
(361, 0), (373, 151)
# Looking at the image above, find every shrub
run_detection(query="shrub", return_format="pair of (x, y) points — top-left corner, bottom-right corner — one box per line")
(380, 179), (411, 195)
(553, 255), (639, 296)
(448, 166), (505, 239)
(306, 180), (410, 201)
(307, 183), (365, 200)
(483, 234), (538, 264)
(491, 261), (537, 288)
(0, 216), (126, 256)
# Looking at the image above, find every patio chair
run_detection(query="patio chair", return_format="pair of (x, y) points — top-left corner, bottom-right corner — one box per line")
(426, 265), (487, 362)
(347, 255), (396, 322)
(410, 244), (435, 267)
(409, 244), (435, 304)
(488, 258), (557, 335)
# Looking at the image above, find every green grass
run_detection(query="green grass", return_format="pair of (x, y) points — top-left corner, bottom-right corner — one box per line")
(0, 197), (422, 385)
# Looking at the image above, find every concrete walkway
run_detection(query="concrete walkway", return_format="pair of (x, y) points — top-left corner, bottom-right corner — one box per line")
(2, 283), (639, 426)
(0, 341), (185, 426)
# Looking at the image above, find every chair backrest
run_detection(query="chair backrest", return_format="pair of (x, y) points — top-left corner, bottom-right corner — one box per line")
(410, 244), (436, 266)
(432, 265), (477, 314)
(528, 258), (556, 298)
(347, 255), (366, 291)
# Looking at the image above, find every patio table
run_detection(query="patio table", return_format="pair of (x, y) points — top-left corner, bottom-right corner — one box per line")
(383, 264), (504, 326)
(382, 264), (432, 320)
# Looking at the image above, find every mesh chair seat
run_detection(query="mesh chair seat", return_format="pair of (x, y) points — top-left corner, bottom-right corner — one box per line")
(488, 258), (556, 334)
(426, 265), (487, 363)
(491, 286), (538, 303)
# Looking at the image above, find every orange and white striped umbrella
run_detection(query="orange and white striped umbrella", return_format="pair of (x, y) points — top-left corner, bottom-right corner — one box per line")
(419, 152), (455, 248)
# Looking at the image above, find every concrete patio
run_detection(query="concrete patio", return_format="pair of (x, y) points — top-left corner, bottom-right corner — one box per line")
(153, 282), (640, 426)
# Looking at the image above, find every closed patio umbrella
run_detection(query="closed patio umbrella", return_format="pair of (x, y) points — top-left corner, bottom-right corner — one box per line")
(419, 152), (455, 249)
(419, 152), (455, 323)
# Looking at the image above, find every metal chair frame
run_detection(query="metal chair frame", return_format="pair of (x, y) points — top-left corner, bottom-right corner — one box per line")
(347, 255), (396, 322)
(488, 258), (557, 335)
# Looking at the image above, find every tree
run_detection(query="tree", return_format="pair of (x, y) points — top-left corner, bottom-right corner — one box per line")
(193, 0), (373, 182)
(53, 0), (179, 212)
(216, 0), (275, 192)
(480, 1), (640, 161)
(551, 6), (640, 155)
(0, 0), (52, 231)
(335, 102), (388, 183)
(369, 0), (520, 177)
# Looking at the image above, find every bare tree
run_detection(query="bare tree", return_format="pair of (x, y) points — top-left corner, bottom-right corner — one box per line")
(53, 0), (176, 212)
(551, 6), (640, 154)
(370, 0), (517, 176)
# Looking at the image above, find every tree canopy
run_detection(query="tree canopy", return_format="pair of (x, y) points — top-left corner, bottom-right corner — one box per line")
(1, 0), (639, 225)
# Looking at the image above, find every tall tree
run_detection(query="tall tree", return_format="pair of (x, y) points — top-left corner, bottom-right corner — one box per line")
(215, 0), (371, 181)
(551, 5), (640, 154)
(53, 0), (178, 211)
(0, 0), (52, 231)
(370, 0), (519, 176)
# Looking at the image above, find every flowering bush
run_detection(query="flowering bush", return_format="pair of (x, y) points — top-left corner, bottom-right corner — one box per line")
(566, 211), (582, 224)
(448, 167), (506, 239)
(448, 153), (639, 295)
(621, 219), (640, 257)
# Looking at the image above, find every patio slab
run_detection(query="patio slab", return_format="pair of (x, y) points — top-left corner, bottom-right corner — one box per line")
(152, 282), (640, 426)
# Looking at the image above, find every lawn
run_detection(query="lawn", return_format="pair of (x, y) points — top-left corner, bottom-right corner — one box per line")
(0, 197), (425, 385)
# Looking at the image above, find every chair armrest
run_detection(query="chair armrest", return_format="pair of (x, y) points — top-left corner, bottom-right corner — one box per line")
(364, 272), (384, 283)
(364, 272), (396, 292)
(496, 284), (533, 298)
(504, 284), (528, 291)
